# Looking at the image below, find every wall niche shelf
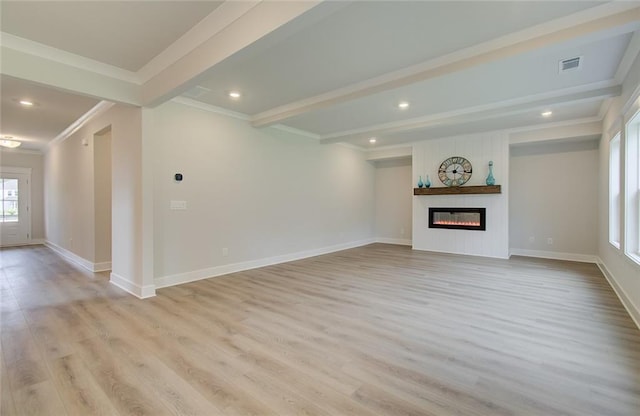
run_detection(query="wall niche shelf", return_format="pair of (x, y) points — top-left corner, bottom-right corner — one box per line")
(413, 185), (501, 195)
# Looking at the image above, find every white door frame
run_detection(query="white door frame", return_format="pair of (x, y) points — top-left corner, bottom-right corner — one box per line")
(0, 166), (32, 246)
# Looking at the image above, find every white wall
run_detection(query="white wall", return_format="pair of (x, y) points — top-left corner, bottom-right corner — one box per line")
(45, 104), (151, 296)
(45, 125), (96, 261)
(374, 159), (412, 244)
(152, 100), (375, 286)
(412, 132), (509, 258)
(0, 150), (45, 240)
(598, 51), (640, 327)
(94, 128), (112, 265)
(510, 140), (599, 261)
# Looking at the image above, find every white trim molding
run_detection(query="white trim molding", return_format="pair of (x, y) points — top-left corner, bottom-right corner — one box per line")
(596, 258), (640, 330)
(44, 240), (112, 273)
(509, 248), (598, 263)
(45, 240), (94, 272)
(155, 238), (376, 289)
(0, 238), (45, 248)
(94, 262), (112, 272)
(48, 101), (115, 151)
(376, 238), (412, 246)
(110, 272), (156, 299)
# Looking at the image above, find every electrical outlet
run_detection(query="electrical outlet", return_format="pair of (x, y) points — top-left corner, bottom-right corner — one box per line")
(222, 247), (229, 257)
(547, 238), (553, 245)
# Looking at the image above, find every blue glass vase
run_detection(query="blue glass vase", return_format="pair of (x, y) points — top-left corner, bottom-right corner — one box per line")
(425, 175), (431, 188)
(417, 176), (424, 188)
(486, 161), (496, 186)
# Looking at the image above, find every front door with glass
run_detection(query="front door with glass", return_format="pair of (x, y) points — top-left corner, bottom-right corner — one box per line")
(0, 169), (31, 246)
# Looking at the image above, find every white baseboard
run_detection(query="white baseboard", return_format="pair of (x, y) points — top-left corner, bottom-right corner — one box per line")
(110, 272), (156, 299)
(44, 240), (112, 272)
(412, 246), (510, 260)
(45, 240), (95, 272)
(375, 237), (412, 246)
(596, 257), (640, 330)
(94, 261), (112, 272)
(155, 238), (376, 289)
(1, 238), (46, 248)
(509, 248), (598, 263)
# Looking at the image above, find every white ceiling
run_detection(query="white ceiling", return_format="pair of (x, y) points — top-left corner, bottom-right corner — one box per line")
(0, 75), (100, 151)
(1, 0), (639, 152)
(1, 1), (223, 71)
(193, 1), (607, 114)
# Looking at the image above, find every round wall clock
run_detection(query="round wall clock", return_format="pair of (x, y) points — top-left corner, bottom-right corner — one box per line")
(438, 156), (472, 187)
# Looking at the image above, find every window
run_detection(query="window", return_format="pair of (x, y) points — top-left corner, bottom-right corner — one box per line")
(0, 178), (19, 223)
(609, 133), (621, 248)
(625, 110), (640, 264)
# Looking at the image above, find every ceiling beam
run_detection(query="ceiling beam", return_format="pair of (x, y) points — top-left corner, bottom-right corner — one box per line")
(318, 84), (621, 144)
(509, 120), (602, 146)
(251, 3), (640, 128)
(140, 0), (321, 107)
(0, 44), (140, 105)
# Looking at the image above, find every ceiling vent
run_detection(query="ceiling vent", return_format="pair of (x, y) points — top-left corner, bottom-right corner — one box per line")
(183, 85), (211, 99)
(559, 56), (582, 73)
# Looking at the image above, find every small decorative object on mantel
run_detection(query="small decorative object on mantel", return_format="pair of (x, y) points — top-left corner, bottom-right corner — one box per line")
(417, 176), (424, 188)
(486, 161), (496, 186)
(438, 156), (472, 187)
(425, 175), (431, 188)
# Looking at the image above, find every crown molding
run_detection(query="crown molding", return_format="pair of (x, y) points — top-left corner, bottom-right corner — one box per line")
(506, 116), (602, 135)
(0, 32), (140, 84)
(47, 101), (115, 151)
(251, 4), (640, 127)
(171, 97), (249, 120)
(270, 124), (320, 140)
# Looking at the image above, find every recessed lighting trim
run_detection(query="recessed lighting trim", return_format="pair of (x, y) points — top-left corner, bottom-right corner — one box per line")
(0, 139), (21, 148)
(541, 110), (553, 117)
(398, 101), (410, 109)
(369, 138), (377, 143)
(228, 91), (241, 99)
(19, 100), (34, 107)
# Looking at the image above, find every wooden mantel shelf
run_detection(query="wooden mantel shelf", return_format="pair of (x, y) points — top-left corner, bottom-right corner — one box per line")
(413, 185), (501, 195)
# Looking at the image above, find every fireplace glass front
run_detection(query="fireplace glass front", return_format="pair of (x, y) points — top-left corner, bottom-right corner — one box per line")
(428, 207), (486, 231)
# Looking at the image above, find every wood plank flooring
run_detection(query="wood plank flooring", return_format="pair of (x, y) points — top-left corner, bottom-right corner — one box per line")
(1, 244), (639, 415)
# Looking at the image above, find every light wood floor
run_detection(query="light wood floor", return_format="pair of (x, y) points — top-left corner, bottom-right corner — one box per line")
(1, 244), (639, 415)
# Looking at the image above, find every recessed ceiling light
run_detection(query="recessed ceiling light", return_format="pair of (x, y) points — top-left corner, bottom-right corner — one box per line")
(19, 100), (34, 107)
(0, 139), (21, 148)
(369, 138), (377, 144)
(228, 91), (241, 99)
(398, 101), (410, 109)
(541, 110), (553, 117)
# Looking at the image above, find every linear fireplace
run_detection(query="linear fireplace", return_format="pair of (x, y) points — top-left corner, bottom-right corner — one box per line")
(429, 207), (486, 231)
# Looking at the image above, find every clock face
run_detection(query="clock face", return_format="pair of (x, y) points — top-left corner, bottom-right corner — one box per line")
(438, 156), (472, 187)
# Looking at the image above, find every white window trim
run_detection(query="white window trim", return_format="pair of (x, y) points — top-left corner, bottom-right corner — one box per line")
(623, 110), (640, 266)
(609, 132), (621, 249)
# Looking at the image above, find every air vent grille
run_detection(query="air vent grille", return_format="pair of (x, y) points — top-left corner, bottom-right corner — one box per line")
(559, 56), (582, 73)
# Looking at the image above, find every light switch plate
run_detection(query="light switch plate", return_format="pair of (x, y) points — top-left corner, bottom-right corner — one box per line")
(170, 200), (187, 210)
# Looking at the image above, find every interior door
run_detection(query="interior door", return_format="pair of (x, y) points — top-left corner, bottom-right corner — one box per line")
(0, 169), (31, 246)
